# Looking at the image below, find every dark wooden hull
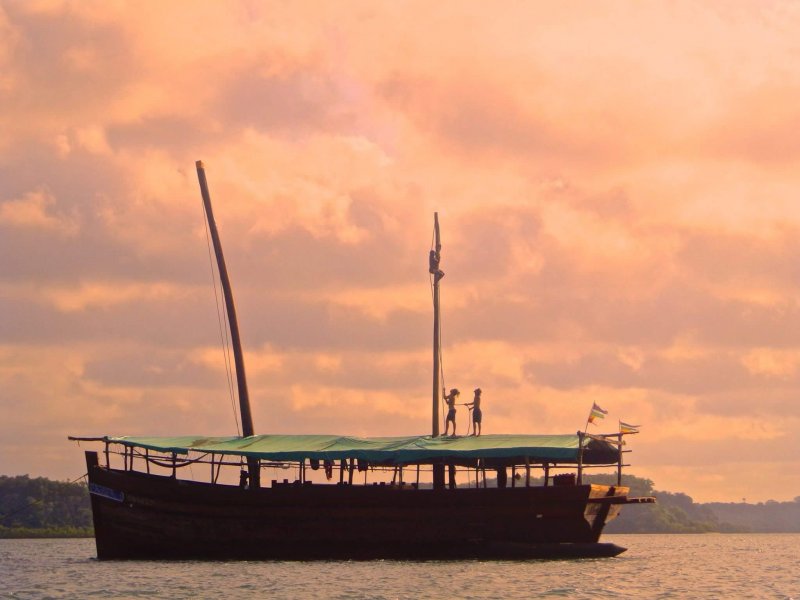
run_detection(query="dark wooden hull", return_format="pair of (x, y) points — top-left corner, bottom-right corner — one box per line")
(85, 452), (628, 560)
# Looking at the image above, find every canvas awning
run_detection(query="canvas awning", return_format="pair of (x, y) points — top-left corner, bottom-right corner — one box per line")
(102, 433), (620, 465)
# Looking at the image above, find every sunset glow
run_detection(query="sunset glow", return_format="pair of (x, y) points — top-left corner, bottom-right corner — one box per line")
(2, 2), (800, 502)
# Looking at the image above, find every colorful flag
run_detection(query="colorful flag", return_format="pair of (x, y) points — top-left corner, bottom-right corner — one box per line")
(587, 402), (608, 425)
(619, 421), (640, 434)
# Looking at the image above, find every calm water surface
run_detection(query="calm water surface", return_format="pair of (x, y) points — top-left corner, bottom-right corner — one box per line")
(1, 535), (798, 599)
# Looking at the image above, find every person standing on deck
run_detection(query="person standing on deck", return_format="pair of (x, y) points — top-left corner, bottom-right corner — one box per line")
(443, 388), (460, 436)
(466, 388), (482, 436)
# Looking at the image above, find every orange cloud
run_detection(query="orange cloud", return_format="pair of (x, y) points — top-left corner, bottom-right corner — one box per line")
(0, 189), (78, 234)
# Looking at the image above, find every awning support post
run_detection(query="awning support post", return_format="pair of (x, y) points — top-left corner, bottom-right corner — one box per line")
(525, 456), (531, 487)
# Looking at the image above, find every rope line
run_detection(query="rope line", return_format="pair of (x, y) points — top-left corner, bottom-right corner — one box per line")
(200, 199), (241, 436)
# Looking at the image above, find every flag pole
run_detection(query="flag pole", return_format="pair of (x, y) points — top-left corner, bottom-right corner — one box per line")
(580, 403), (609, 484)
(577, 407), (593, 484)
(578, 408), (590, 485)
(616, 420), (641, 484)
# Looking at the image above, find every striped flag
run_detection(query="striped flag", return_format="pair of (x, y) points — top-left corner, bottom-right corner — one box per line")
(619, 421), (640, 434)
(587, 402), (608, 425)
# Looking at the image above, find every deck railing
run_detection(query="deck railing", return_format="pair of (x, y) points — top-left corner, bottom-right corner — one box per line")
(71, 436), (634, 490)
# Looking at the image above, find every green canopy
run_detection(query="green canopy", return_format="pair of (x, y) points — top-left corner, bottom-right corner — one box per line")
(106, 433), (619, 465)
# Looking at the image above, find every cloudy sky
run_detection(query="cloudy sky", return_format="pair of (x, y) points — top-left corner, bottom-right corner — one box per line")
(2, 1), (800, 502)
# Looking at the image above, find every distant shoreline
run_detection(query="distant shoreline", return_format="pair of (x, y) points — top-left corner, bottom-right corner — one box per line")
(3, 474), (799, 536)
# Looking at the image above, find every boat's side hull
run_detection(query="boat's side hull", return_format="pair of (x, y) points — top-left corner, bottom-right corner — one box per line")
(85, 452), (627, 560)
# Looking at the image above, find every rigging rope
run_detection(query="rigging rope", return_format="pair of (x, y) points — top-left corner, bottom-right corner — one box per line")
(200, 199), (241, 436)
(430, 272), (445, 430)
(439, 280), (446, 424)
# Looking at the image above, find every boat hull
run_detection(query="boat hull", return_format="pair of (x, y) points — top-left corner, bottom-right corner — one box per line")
(85, 452), (627, 560)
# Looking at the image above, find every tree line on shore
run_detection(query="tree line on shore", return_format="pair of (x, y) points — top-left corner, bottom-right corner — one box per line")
(0, 475), (93, 538)
(1, 473), (798, 537)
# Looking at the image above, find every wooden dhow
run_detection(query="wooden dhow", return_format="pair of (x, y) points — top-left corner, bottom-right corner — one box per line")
(71, 161), (653, 560)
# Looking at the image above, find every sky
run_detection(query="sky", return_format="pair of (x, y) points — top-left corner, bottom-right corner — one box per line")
(2, 1), (800, 503)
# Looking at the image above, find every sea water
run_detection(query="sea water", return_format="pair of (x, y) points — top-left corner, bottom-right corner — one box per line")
(1, 534), (798, 599)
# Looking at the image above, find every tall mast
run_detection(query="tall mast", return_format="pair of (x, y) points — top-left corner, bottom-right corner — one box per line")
(195, 161), (255, 439)
(430, 213), (445, 490)
(431, 213), (442, 437)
